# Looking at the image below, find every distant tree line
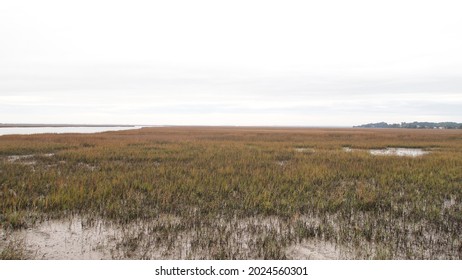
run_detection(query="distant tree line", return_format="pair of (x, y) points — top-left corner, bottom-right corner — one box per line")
(354, 121), (462, 129)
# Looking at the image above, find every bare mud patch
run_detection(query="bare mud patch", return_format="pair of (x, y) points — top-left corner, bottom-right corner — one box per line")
(2, 217), (117, 259)
(3, 153), (56, 166)
(285, 240), (347, 259)
(6, 155), (36, 165)
(77, 162), (98, 171)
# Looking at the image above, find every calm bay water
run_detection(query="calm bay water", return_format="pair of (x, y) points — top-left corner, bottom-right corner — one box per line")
(0, 126), (143, 136)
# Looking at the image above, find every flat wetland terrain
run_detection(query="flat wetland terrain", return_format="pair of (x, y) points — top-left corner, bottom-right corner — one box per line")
(1, 127), (461, 259)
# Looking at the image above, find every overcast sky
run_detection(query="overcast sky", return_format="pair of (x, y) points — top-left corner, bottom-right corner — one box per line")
(1, 0), (461, 126)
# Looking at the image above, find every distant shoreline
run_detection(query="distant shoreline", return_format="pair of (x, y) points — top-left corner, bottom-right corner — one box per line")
(354, 121), (462, 129)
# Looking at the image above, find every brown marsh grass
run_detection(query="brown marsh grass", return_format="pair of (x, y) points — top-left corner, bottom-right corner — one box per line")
(1, 127), (461, 259)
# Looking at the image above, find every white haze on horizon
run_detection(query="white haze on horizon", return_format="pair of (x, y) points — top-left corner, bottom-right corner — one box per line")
(1, 0), (461, 126)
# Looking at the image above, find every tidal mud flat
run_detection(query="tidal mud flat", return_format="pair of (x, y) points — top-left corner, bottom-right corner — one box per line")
(1, 215), (352, 260)
(1, 127), (461, 259)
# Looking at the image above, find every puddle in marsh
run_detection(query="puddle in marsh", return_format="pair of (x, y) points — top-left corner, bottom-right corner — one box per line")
(341, 147), (429, 157)
(369, 148), (429, 157)
(294, 148), (315, 153)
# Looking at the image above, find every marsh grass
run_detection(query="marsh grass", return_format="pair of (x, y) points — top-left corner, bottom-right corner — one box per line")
(1, 127), (461, 259)
(0, 238), (28, 260)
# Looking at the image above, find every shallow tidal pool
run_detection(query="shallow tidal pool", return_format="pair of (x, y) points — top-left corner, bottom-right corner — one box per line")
(369, 148), (429, 157)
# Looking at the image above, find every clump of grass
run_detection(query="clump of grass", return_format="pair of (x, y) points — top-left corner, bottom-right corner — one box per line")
(0, 239), (28, 260)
